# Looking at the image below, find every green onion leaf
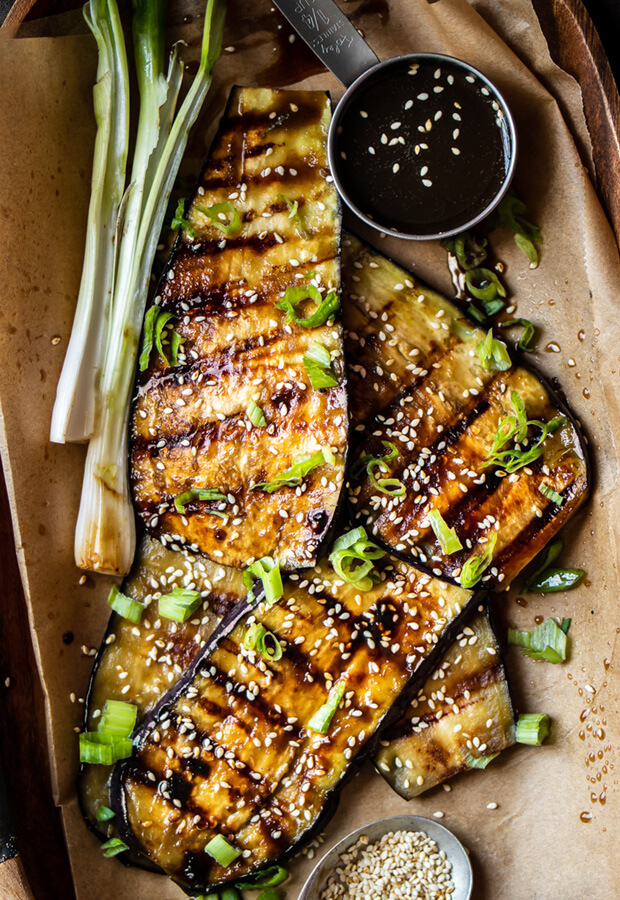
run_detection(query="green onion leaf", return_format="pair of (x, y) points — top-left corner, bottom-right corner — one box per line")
(173, 488), (228, 517)
(98, 699), (137, 737)
(453, 232), (488, 269)
(476, 329), (512, 372)
(354, 441), (406, 496)
(525, 567), (585, 594)
(257, 889), (280, 900)
(465, 268), (507, 302)
(159, 587), (202, 622)
(107, 585), (144, 624)
(243, 558), (283, 605)
(482, 297), (506, 317)
(171, 197), (196, 237)
(204, 834), (241, 867)
(196, 201), (241, 236)
(241, 623), (283, 661)
(499, 317), (537, 352)
(459, 533), (498, 588)
(276, 285), (339, 328)
(303, 342), (338, 389)
(484, 392), (564, 474)
(427, 509), (462, 555)
(329, 527), (385, 592)
(539, 483), (564, 505)
(515, 713), (550, 745)
(467, 302), (487, 324)
(522, 538), (563, 590)
(508, 618), (569, 663)
(560, 617), (572, 634)
(221, 890), (242, 900)
(79, 732), (133, 765)
(463, 752), (499, 769)
(247, 399), (267, 427)
(252, 447), (334, 493)
(276, 193), (308, 238)
(95, 805), (115, 822)
(101, 837), (129, 858)
(307, 679), (347, 734)
(488, 190), (542, 267)
(236, 867), (289, 890)
(139, 305), (181, 371)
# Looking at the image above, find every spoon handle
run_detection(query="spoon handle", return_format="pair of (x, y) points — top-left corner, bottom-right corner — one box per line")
(272, 0), (379, 86)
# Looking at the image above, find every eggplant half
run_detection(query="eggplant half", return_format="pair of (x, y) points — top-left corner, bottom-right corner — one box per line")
(78, 535), (246, 837)
(110, 552), (473, 891)
(375, 602), (515, 798)
(342, 234), (589, 589)
(131, 87), (347, 571)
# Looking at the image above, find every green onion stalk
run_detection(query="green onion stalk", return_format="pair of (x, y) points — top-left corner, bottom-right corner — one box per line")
(50, 0), (129, 444)
(74, 0), (226, 574)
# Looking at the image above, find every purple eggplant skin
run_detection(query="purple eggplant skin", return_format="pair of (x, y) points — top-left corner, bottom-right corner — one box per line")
(342, 233), (591, 591)
(130, 86), (348, 573)
(109, 557), (478, 893)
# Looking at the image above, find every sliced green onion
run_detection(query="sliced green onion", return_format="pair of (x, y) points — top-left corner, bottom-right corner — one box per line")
(171, 197), (196, 237)
(277, 193), (308, 238)
(307, 679), (347, 734)
(464, 752), (499, 769)
(526, 567), (585, 594)
(484, 392), (564, 474)
(257, 890), (280, 900)
(561, 617), (572, 634)
(107, 585), (144, 624)
(499, 317), (537, 352)
(243, 558), (283, 605)
(197, 201), (241, 236)
(515, 713), (550, 745)
(96, 805), (115, 822)
(173, 488), (228, 517)
(482, 298), (506, 317)
(159, 587), (202, 622)
(539, 483), (563, 505)
(79, 732), (133, 765)
(427, 509), (462, 555)
(465, 268), (506, 302)
(204, 834), (241, 867)
(221, 890), (242, 900)
(252, 447), (334, 493)
(459, 533), (497, 588)
(451, 231), (488, 270)
(98, 699), (137, 737)
(303, 342), (338, 389)
(522, 538), (563, 590)
(329, 527), (385, 591)
(101, 837), (129, 858)
(276, 285), (339, 328)
(236, 866), (289, 890)
(467, 302), (487, 324)
(355, 441), (406, 496)
(241, 623), (283, 661)
(508, 618), (569, 663)
(476, 329), (512, 372)
(139, 305), (182, 371)
(247, 399), (267, 427)
(490, 191), (542, 267)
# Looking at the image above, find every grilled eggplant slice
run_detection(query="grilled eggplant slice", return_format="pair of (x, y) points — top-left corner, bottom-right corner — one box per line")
(375, 603), (515, 798)
(131, 87), (347, 571)
(110, 552), (473, 890)
(78, 535), (246, 835)
(342, 234), (589, 589)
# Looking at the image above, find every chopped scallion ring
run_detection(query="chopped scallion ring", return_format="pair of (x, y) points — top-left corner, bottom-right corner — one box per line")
(96, 805), (115, 822)
(159, 587), (202, 622)
(515, 713), (550, 745)
(98, 699), (137, 737)
(276, 193), (308, 238)
(499, 317), (537, 351)
(79, 732), (132, 766)
(508, 617), (569, 663)
(539, 483), (563, 506)
(354, 441), (406, 497)
(107, 585), (144, 624)
(241, 623), (283, 661)
(171, 197), (196, 237)
(484, 391), (564, 474)
(459, 533), (497, 588)
(197, 201), (241, 236)
(465, 267), (506, 302)
(489, 191), (542, 268)
(173, 488), (228, 517)
(204, 834), (241, 867)
(525, 567), (585, 594)
(243, 558), (283, 605)
(236, 866), (289, 890)
(251, 447), (334, 493)
(276, 285), (339, 328)
(427, 509), (462, 555)
(476, 328), (512, 372)
(522, 538), (563, 589)
(303, 342), (338, 389)
(463, 752), (499, 769)
(307, 679), (347, 734)
(247, 399), (267, 427)
(101, 837), (129, 858)
(139, 305), (183, 371)
(329, 527), (385, 591)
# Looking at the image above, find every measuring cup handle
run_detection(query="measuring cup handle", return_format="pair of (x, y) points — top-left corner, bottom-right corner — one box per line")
(272, 0), (379, 87)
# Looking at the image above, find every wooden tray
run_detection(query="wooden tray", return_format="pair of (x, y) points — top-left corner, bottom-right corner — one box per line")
(0, 1), (617, 898)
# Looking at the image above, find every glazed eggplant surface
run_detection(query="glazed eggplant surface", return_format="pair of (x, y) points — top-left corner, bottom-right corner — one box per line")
(375, 604), (515, 798)
(342, 234), (589, 589)
(131, 87), (347, 571)
(110, 554), (473, 890)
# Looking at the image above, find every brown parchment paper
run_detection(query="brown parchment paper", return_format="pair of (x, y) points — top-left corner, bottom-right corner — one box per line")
(1, 1), (619, 897)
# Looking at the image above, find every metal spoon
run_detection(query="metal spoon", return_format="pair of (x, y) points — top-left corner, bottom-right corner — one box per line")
(273, 0), (517, 240)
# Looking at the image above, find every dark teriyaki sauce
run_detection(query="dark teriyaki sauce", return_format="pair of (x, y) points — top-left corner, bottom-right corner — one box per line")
(335, 58), (511, 236)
